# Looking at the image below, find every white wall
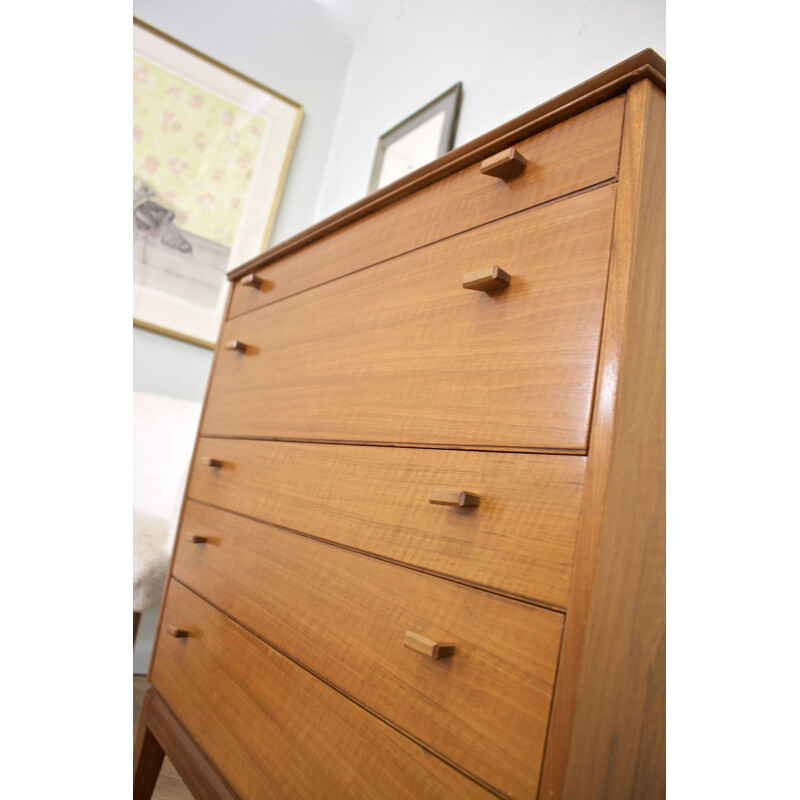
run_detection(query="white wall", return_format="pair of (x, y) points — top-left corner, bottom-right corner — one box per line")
(315, 0), (666, 218)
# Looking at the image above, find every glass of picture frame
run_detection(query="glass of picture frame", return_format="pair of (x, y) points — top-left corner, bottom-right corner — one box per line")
(368, 83), (462, 194)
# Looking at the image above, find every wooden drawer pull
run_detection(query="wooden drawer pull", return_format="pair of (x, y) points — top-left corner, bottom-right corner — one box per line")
(404, 631), (455, 660)
(462, 265), (511, 292)
(429, 489), (480, 508)
(480, 147), (527, 180)
(167, 625), (190, 639)
(187, 534), (208, 544)
(225, 340), (249, 353)
(240, 274), (263, 289)
(202, 457), (224, 468)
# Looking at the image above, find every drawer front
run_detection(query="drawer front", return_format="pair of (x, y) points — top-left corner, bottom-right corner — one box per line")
(151, 581), (496, 800)
(228, 95), (624, 318)
(172, 506), (564, 799)
(203, 184), (616, 451)
(189, 439), (584, 607)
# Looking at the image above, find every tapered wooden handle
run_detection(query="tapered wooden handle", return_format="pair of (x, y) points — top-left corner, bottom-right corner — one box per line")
(480, 147), (527, 180)
(167, 625), (190, 639)
(404, 631), (455, 660)
(429, 489), (480, 507)
(225, 340), (248, 353)
(240, 274), (263, 289)
(202, 457), (223, 468)
(462, 265), (511, 292)
(187, 534), (208, 544)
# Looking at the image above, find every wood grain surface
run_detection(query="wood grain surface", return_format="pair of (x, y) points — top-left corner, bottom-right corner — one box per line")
(134, 690), (167, 800)
(145, 278), (237, 681)
(134, 683), (239, 800)
(133, 676), (194, 800)
(203, 185), (617, 451)
(169, 514), (564, 799)
(151, 580), (499, 800)
(139, 55), (666, 800)
(187, 439), (584, 607)
(227, 97), (623, 318)
(538, 80), (665, 800)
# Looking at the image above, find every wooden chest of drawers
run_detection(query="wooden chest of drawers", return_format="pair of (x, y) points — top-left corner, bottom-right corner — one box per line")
(135, 50), (665, 800)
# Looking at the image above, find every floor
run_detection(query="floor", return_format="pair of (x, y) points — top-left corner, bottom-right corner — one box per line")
(134, 675), (194, 800)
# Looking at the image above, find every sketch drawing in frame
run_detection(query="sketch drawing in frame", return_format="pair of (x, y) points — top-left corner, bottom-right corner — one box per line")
(133, 19), (303, 348)
(368, 83), (462, 193)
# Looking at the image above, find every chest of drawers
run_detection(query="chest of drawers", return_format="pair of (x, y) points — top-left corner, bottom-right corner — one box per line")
(134, 50), (665, 800)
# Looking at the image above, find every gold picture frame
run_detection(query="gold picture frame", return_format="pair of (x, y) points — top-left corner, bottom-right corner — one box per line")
(133, 18), (303, 348)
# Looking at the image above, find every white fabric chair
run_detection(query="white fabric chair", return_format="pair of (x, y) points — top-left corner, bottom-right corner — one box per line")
(133, 391), (202, 641)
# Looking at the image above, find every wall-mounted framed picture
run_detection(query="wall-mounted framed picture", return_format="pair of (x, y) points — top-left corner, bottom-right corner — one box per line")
(133, 18), (303, 348)
(368, 82), (462, 194)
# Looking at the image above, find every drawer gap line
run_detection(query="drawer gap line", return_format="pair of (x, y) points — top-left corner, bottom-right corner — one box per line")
(225, 177), (618, 321)
(533, 606), (571, 795)
(183, 498), (568, 614)
(197, 434), (587, 458)
(171, 576), (518, 800)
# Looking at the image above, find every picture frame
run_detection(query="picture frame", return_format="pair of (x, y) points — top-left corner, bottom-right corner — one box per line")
(133, 18), (303, 348)
(368, 83), (462, 194)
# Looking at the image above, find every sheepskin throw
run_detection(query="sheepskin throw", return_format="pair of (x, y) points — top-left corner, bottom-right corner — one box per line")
(133, 391), (201, 612)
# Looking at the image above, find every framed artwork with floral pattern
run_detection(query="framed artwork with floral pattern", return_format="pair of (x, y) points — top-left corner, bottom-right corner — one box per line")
(133, 18), (303, 348)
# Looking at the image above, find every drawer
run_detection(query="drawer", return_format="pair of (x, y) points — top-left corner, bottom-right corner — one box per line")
(151, 580), (497, 800)
(203, 184), (616, 451)
(171, 507), (564, 799)
(228, 95), (624, 318)
(188, 439), (584, 608)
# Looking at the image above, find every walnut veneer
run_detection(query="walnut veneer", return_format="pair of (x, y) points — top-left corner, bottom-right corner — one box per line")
(135, 50), (665, 800)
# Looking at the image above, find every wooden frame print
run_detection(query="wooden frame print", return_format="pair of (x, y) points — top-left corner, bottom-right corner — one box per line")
(133, 18), (303, 348)
(368, 83), (462, 193)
